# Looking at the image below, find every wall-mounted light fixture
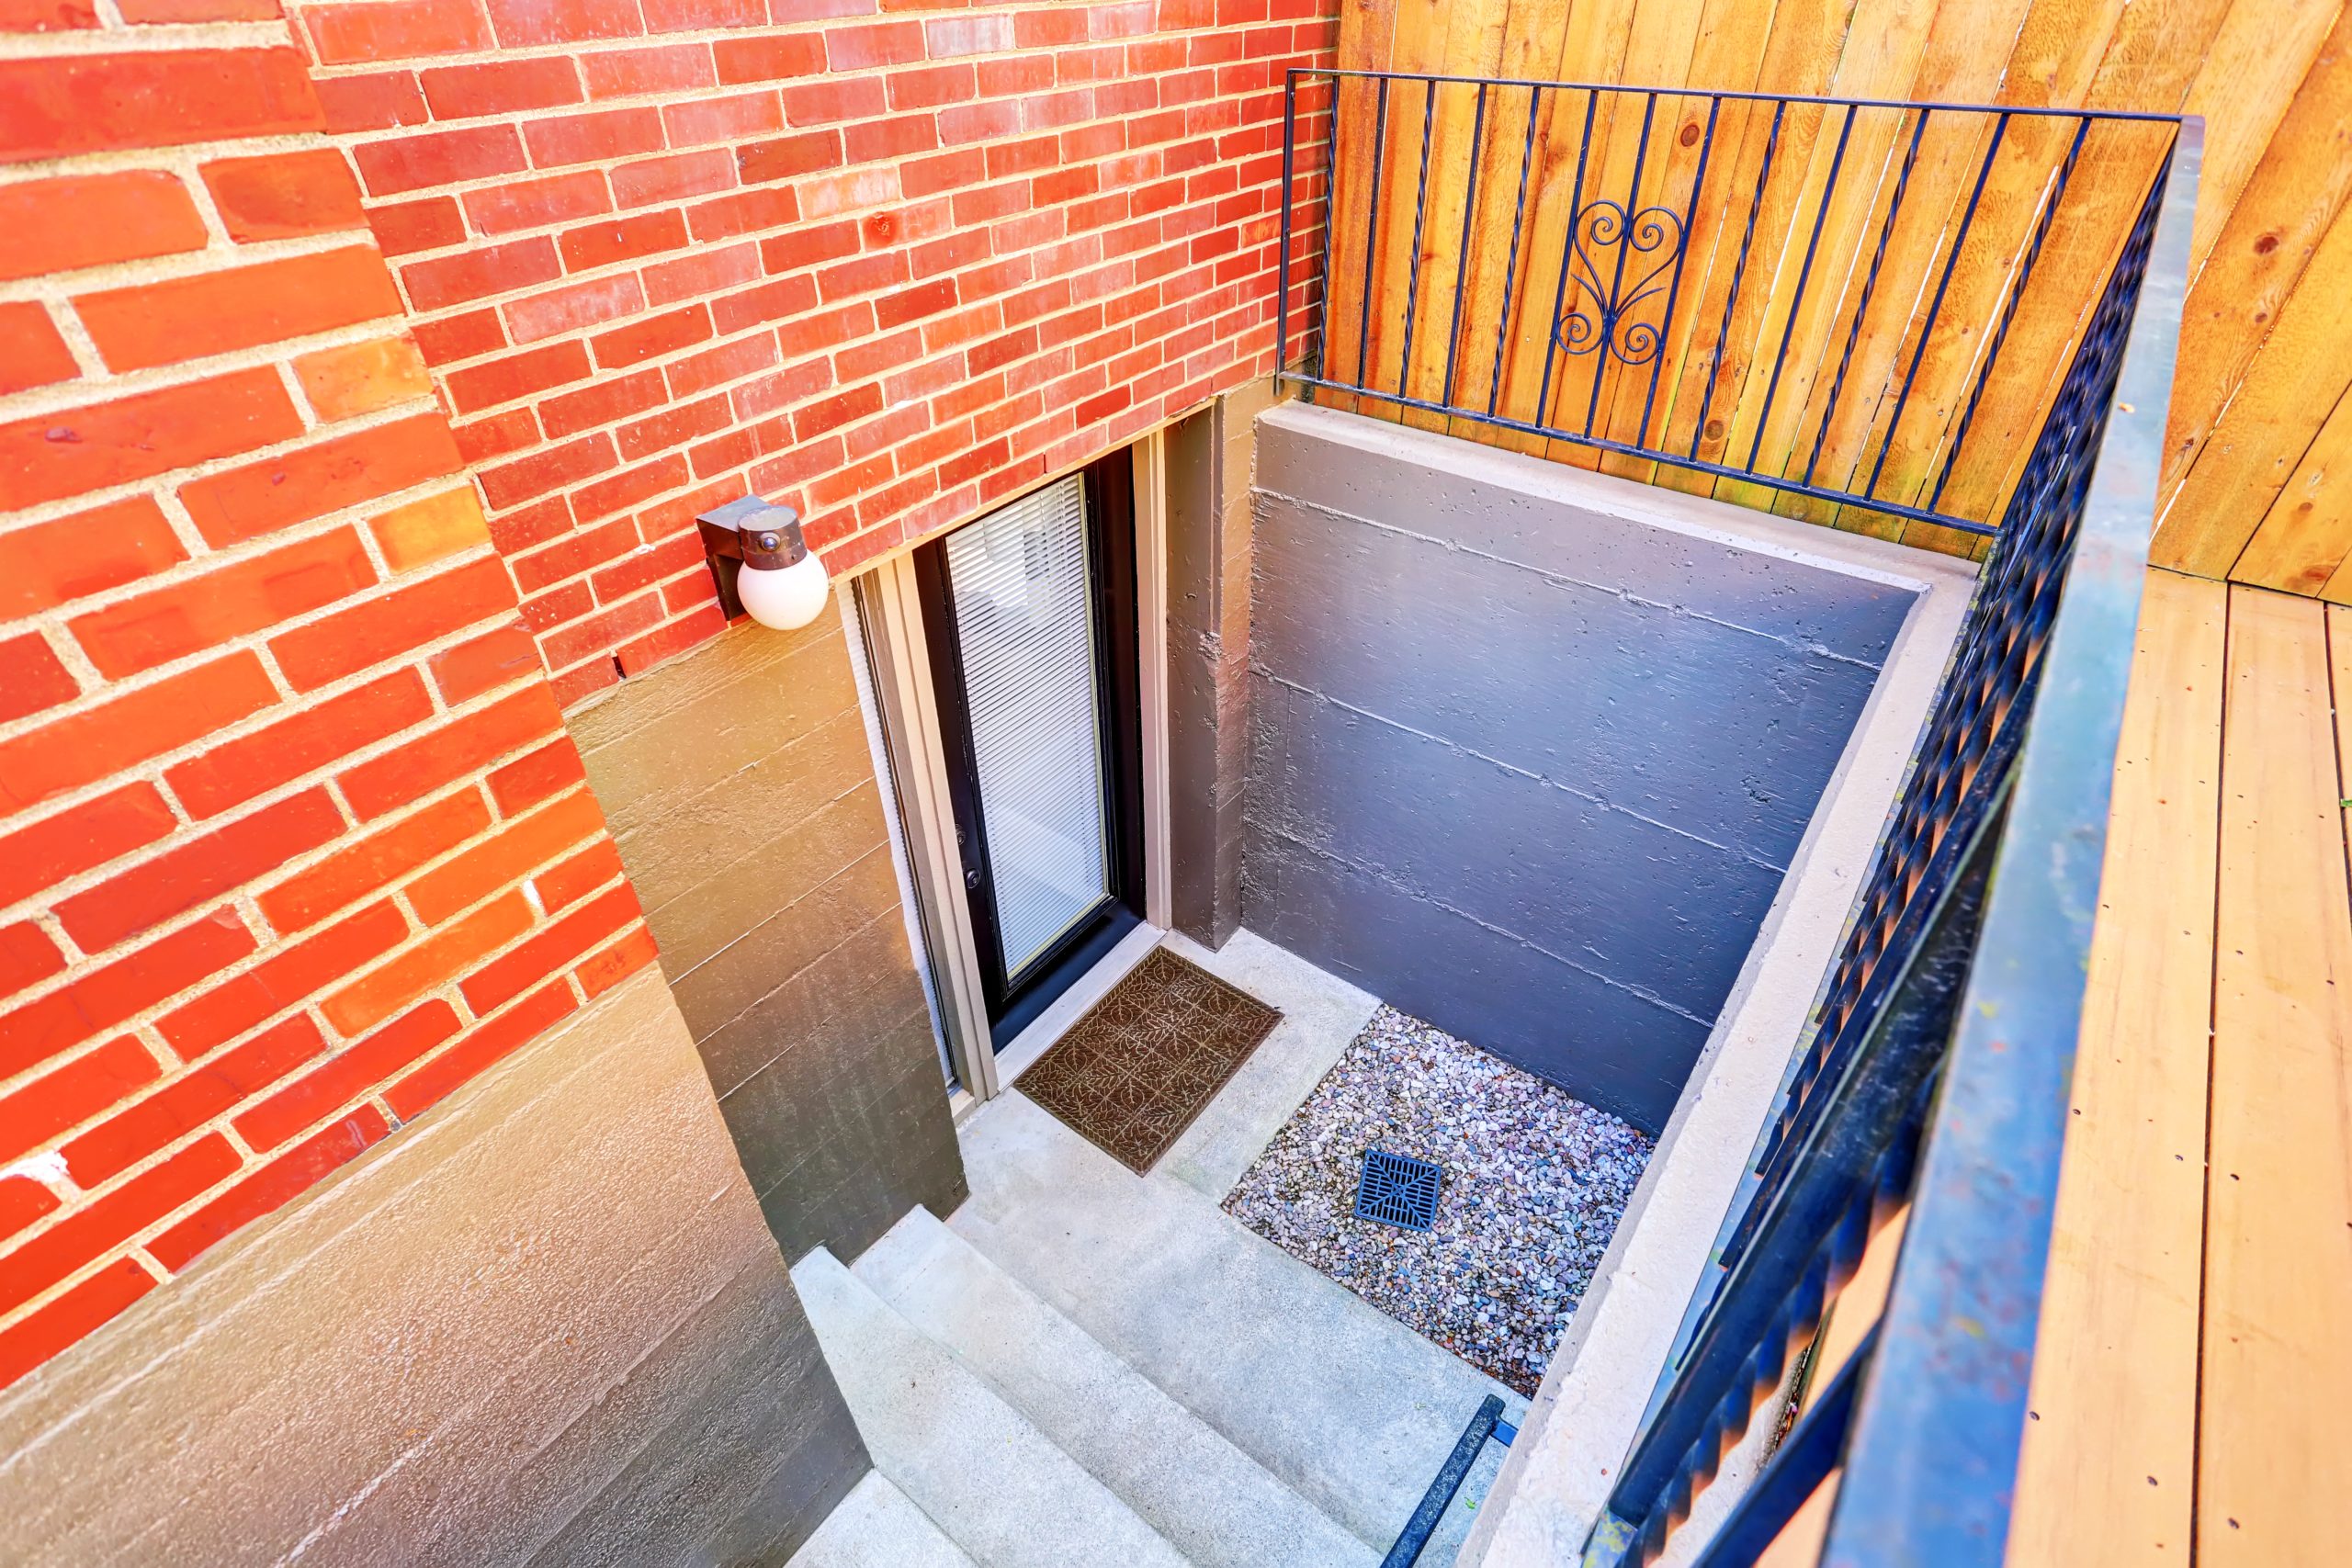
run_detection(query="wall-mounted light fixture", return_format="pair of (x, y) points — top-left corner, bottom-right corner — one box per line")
(695, 496), (831, 631)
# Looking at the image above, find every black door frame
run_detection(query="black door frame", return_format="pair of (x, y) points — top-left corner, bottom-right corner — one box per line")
(911, 447), (1146, 1050)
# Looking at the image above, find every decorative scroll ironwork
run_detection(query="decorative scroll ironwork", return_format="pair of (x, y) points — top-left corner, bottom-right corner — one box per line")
(1555, 199), (1686, 366)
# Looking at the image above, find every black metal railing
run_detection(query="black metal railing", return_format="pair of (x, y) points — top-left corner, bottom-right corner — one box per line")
(1272, 72), (2182, 539)
(1332, 85), (2201, 1567)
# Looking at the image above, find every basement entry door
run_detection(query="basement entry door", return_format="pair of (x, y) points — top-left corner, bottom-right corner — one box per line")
(914, 451), (1144, 1050)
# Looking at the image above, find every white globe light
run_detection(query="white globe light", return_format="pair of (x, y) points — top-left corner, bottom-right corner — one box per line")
(736, 550), (831, 630)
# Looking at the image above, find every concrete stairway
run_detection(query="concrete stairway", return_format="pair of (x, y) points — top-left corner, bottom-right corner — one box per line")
(789, 1085), (1521, 1568)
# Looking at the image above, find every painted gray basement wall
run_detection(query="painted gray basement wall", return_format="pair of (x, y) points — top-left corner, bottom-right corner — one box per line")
(1244, 407), (1921, 1133)
(571, 612), (966, 1265)
(0, 969), (865, 1566)
(1165, 377), (1277, 948)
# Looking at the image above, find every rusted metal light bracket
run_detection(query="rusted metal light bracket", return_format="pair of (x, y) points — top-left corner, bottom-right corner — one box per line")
(695, 496), (808, 619)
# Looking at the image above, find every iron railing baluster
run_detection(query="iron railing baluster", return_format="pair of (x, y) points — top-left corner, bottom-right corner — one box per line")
(1864, 109), (2011, 501)
(1745, 103), (1856, 474)
(1442, 82), (1490, 407)
(1637, 93), (1719, 449)
(1806, 107), (1928, 488)
(1354, 77), (1391, 390)
(1690, 100), (1785, 463)
(1397, 80), (1439, 403)
(1487, 83), (1543, 419)
(1928, 114), (2092, 513)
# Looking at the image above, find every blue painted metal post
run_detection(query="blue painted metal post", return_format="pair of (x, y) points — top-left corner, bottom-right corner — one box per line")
(1818, 119), (2201, 1567)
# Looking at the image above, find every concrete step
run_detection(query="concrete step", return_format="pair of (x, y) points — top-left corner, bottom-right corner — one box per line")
(790, 1248), (1193, 1568)
(947, 1090), (1520, 1551)
(785, 1471), (977, 1568)
(855, 1206), (1376, 1568)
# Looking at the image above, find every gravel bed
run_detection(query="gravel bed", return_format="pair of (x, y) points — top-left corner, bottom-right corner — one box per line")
(1222, 1005), (1653, 1395)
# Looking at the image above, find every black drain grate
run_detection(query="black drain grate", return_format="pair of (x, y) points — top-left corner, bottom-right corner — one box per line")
(1355, 1148), (1442, 1231)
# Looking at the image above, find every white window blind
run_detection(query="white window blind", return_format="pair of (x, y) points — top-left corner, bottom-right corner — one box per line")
(943, 474), (1112, 978)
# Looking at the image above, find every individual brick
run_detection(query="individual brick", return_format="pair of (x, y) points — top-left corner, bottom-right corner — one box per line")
(0, 926), (64, 1003)
(0, 50), (319, 161)
(485, 737), (587, 816)
(482, 0), (643, 47)
(155, 903), (410, 1062)
(235, 1001), (458, 1152)
(369, 487), (493, 573)
(384, 977), (572, 1119)
(162, 671), (435, 819)
(0, 497), (185, 621)
(0, 368), (301, 513)
(314, 71), (429, 134)
(531, 836), (624, 912)
(0, 1036), (159, 1167)
(67, 526), (378, 680)
(257, 789), (492, 932)
(62, 1014), (327, 1185)
(368, 196), (467, 257)
(0, 654), (277, 818)
(0, 1174), (61, 1244)
(0, 0), (96, 31)
(576, 925), (658, 997)
(582, 41), (716, 97)
(445, 339), (593, 414)
(322, 890), (531, 1035)
(712, 32), (824, 84)
(503, 274), (643, 344)
(419, 55), (583, 118)
(178, 413), (465, 550)
(0, 782), (177, 909)
(198, 152), (368, 243)
(427, 624), (541, 705)
(306, 0), (490, 62)
(402, 237), (562, 312)
(0, 632), (76, 726)
(462, 170), (612, 236)
(353, 124), (527, 197)
(337, 683), (563, 819)
(294, 337), (435, 423)
(54, 789), (345, 953)
(0, 302), (74, 396)
(268, 556), (514, 693)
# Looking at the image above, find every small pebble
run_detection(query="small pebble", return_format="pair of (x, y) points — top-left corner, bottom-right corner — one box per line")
(1223, 1005), (1652, 1397)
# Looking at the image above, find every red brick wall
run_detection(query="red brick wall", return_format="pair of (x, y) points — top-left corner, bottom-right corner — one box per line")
(0, 30), (654, 1384)
(299, 0), (1337, 706)
(1, 0), (1331, 1390)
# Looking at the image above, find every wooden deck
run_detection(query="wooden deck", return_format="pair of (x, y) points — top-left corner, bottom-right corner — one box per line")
(2008, 569), (2352, 1563)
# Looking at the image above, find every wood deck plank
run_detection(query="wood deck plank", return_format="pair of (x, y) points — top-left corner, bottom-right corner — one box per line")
(2198, 586), (2352, 1564)
(2007, 567), (2224, 1567)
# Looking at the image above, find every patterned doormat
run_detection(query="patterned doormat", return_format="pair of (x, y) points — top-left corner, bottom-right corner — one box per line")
(1015, 946), (1283, 1174)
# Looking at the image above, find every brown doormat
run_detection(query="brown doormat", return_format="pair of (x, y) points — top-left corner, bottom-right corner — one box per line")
(1015, 946), (1282, 1173)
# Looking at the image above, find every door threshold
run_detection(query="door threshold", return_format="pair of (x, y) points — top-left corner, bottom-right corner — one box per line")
(993, 919), (1167, 1091)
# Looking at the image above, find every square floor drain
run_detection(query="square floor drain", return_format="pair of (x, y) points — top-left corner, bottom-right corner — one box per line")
(1354, 1148), (1442, 1231)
